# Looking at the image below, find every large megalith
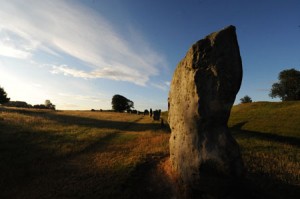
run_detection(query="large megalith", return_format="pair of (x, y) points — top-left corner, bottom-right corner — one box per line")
(168, 25), (244, 188)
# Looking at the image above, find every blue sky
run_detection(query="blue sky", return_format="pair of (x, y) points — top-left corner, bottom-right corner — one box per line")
(0, 0), (299, 110)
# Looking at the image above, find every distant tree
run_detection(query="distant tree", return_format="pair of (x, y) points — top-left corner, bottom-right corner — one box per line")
(34, 104), (47, 109)
(44, 100), (56, 110)
(45, 100), (51, 107)
(144, 109), (149, 115)
(6, 101), (28, 108)
(111, 94), (134, 112)
(269, 68), (300, 101)
(131, 110), (137, 114)
(0, 86), (10, 105)
(240, 95), (252, 103)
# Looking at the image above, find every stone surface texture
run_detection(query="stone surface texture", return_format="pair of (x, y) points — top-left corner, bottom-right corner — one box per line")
(168, 25), (244, 186)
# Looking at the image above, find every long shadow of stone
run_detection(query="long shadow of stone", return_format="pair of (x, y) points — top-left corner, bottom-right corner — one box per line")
(1, 108), (162, 132)
(0, 108), (171, 198)
(231, 121), (300, 148)
(119, 154), (173, 199)
(226, 122), (300, 199)
(0, 118), (132, 199)
(0, 121), (72, 198)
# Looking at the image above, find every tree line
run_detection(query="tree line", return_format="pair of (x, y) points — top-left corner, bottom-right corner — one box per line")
(0, 88), (55, 110)
(1, 68), (300, 108)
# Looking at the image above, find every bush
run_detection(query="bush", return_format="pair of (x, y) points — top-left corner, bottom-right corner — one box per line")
(240, 95), (252, 103)
(111, 94), (134, 112)
(0, 86), (10, 104)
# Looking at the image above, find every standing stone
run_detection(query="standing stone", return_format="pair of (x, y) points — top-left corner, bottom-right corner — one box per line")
(168, 26), (244, 188)
(153, 110), (161, 121)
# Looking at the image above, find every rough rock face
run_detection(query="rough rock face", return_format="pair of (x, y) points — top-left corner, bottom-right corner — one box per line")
(168, 25), (244, 186)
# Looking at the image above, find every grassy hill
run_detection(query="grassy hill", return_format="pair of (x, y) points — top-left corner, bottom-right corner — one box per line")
(229, 101), (300, 138)
(0, 102), (299, 198)
(229, 101), (300, 198)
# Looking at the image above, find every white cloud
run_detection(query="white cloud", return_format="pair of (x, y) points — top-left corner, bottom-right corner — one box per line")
(51, 64), (149, 86)
(165, 81), (171, 86)
(151, 81), (170, 91)
(0, 29), (33, 59)
(0, 42), (31, 59)
(0, 0), (167, 85)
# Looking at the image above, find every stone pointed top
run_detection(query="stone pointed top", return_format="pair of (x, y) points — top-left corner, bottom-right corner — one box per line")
(211, 25), (236, 34)
(205, 25), (236, 40)
(168, 25), (244, 187)
(184, 25), (242, 80)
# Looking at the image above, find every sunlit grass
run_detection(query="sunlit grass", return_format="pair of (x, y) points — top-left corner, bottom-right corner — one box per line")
(229, 101), (300, 138)
(0, 102), (299, 198)
(0, 107), (170, 198)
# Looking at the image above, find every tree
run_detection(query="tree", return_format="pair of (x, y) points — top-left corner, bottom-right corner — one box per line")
(269, 68), (300, 101)
(111, 94), (134, 112)
(0, 86), (10, 104)
(240, 95), (252, 103)
(45, 100), (51, 107)
(144, 109), (149, 115)
(44, 100), (56, 110)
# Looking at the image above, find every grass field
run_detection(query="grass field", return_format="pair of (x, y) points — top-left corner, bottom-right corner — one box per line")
(0, 108), (171, 199)
(0, 102), (299, 199)
(228, 101), (300, 199)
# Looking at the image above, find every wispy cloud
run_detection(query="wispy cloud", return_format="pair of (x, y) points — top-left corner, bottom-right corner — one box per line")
(256, 88), (270, 92)
(51, 64), (149, 85)
(151, 81), (170, 91)
(0, 29), (33, 59)
(165, 81), (171, 86)
(58, 92), (108, 102)
(0, 0), (167, 85)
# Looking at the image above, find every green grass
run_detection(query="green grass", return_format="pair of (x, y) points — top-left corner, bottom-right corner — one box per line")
(161, 102), (300, 198)
(0, 102), (299, 199)
(228, 101), (300, 198)
(229, 101), (300, 138)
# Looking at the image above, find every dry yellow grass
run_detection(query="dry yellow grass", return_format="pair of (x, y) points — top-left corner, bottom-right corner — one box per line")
(1, 103), (300, 199)
(0, 107), (171, 199)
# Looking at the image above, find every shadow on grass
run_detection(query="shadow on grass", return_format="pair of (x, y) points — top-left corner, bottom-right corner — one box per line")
(231, 121), (300, 148)
(0, 110), (171, 199)
(0, 124), (135, 198)
(1, 108), (167, 132)
(180, 123), (300, 199)
(226, 122), (300, 199)
(244, 173), (300, 199)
